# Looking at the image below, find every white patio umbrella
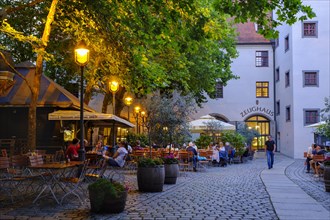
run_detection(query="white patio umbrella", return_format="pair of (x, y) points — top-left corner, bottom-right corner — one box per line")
(189, 115), (235, 133)
(305, 121), (326, 128)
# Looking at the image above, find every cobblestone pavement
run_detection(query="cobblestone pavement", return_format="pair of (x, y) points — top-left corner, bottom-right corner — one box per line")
(285, 159), (330, 211)
(1, 155), (327, 220)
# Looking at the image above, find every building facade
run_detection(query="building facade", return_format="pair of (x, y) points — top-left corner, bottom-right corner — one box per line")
(194, 1), (330, 158)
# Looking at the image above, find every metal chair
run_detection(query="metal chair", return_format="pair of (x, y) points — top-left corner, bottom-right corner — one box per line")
(60, 159), (90, 204)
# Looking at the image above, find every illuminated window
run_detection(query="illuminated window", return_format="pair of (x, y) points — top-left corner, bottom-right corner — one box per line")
(256, 81), (269, 98)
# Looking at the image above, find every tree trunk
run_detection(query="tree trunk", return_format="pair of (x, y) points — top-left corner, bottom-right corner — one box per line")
(27, 0), (58, 151)
(102, 92), (111, 113)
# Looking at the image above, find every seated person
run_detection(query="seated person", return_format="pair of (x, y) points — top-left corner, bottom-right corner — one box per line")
(92, 141), (103, 154)
(102, 141), (128, 168)
(305, 143), (317, 173)
(65, 138), (80, 161)
(219, 142), (228, 167)
(132, 140), (143, 151)
(310, 145), (326, 177)
(186, 142), (198, 172)
(212, 143), (220, 164)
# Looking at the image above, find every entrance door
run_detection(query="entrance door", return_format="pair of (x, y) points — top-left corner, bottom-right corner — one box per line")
(245, 115), (270, 151)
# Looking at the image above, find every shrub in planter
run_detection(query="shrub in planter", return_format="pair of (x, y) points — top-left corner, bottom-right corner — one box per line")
(323, 159), (330, 192)
(162, 153), (179, 184)
(88, 179), (127, 213)
(137, 158), (165, 192)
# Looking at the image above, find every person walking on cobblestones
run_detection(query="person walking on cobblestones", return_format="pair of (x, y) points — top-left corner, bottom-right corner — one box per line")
(265, 135), (276, 169)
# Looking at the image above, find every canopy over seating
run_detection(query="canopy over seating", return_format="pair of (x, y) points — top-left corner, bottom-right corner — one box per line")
(189, 115), (235, 133)
(48, 110), (135, 128)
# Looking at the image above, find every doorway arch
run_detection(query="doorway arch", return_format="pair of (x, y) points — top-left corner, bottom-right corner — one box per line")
(245, 115), (270, 150)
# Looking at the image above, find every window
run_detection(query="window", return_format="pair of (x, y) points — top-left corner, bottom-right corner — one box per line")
(285, 35), (289, 52)
(286, 106), (291, 122)
(304, 109), (319, 125)
(256, 81), (269, 98)
(276, 101), (280, 115)
(255, 51), (269, 67)
(303, 71), (318, 86)
(303, 22), (317, 37)
(275, 67), (280, 82)
(285, 71), (290, 87)
(215, 81), (223, 98)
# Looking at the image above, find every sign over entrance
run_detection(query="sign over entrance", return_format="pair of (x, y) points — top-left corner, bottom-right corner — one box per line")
(240, 106), (274, 118)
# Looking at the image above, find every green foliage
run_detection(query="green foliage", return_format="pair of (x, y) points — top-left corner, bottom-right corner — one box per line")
(324, 159), (330, 167)
(236, 123), (260, 146)
(195, 135), (213, 149)
(220, 131), (246, 156)
(144, 91), (194, 146)
(315, 97), (330, 139)
(126, 132), (148, 147)
(88, 179), (126, 213)
(213, 0), (316, 39)
(138, 157), (164, 168)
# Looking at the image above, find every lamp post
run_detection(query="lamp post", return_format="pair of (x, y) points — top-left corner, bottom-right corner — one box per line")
(109, 80), (119, 149)
(134, 106), (141, 133)
(124, 96), (133, 121)
(109, 80), (119, 115)
(74, 40), (90, 161)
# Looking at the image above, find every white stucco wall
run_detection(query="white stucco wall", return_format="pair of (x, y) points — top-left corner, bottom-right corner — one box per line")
(275, 0), (330, 158)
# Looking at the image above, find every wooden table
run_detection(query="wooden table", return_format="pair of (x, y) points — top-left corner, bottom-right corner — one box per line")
(28, 161), (82, 204)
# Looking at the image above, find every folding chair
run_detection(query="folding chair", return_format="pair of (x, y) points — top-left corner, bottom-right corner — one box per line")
(60, 159), (90, 204)
(178, 151), (193, 176)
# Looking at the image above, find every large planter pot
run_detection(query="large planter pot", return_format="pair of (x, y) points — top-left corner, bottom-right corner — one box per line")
(137, 165), (165, 192)
(89, 190), (128, 213)
(324, 166), (330, 192)
(164, 163), (179, 184)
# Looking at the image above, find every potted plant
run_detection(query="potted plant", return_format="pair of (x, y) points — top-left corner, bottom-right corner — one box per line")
(88, 179), (128, 213)
(323, 159), (330, 192)
(137, 157), (165, 192)
(162, 153), (179, 184)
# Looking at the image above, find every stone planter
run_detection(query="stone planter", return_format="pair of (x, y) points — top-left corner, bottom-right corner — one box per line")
(164, 163), (179, 184)
(137, 165), (165, 192)
(324, 165), (330, 192)
(89, 190), (128, 213)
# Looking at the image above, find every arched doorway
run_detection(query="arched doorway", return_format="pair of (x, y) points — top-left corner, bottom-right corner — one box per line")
(245, 115), (270, 151)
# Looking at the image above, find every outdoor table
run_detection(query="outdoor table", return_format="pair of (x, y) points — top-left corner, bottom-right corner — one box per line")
(28, 161), (82, 204)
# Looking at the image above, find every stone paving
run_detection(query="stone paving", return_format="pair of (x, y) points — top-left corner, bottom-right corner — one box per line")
(285, 159), (330, 211)
(0, 154), (329, 220)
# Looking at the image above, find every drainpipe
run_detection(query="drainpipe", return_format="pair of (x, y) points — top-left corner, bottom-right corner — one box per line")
(271, 39), (278, 152)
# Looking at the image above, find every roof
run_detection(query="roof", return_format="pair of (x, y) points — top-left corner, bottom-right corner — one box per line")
(0, 65), (95, 112)
(48, 110), (135, 128)
(236, 22), (271, 44)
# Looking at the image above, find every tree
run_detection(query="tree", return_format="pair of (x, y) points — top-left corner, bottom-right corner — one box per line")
(142, 91), (195, 146)
(1, 0), (59, 151)
(315, 97), (330, 139)
(204, 120), (225, 142)
(0, 0), (315, 151)
(236, 122), (259, 147)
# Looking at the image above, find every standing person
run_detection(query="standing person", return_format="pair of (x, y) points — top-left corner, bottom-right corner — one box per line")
(265, 136), (276, 169)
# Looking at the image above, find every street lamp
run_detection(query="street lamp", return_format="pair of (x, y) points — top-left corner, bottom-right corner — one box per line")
(74, 40), (90, 161)
(109, 80), (119, 115)
(124, 95), (133, 121)
(134, 106), (141, 133)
